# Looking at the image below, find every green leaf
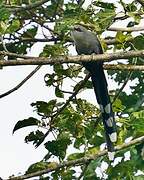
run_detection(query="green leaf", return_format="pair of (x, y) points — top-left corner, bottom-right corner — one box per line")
(40, 44), (67, 57)
(88, 134), (104, 147)
(45, 132), (71, 159)
(53, 63), (63, 74)
(67, 152), (84, 161)
(116, 31), (127, 43)
(94, 9), (116, 30)
(124, 2), (137, 12)
(113, 98), (125, 112)
(74, 137), (85, 149)
(84, 159), (101, 179)
(44, 73), (55, 86)
(86, 147), (99, 156)
(45, 0), (63, 18)
(93, 1), (116, 9)
(0, 6), (10, 21)
(132, 110), (144, 119)
(7, 20), (20, 33)
(84, 80), (93, 89)
(25, 130), (44, 146)
(13, 117), (40, 134)
(55, 3), (83, 34)
(31, 100), (57, 116)
(108, 148), (142, 179)
(133, 35), (144, 50)
(0, 21), (7, 34)
(60, 169), (76, 180)
(26, 161), (48, 174)
(119, 0), (137, 12)
(22, 26), (38, 38)
(55, 86), (64, 98)
(130, 110), (144, 136)
(134, 176), (144, 180)
(128, 12), (141, 24)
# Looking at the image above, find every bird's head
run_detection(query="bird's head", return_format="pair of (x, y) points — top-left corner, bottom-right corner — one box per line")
(70, 25), (88, 43)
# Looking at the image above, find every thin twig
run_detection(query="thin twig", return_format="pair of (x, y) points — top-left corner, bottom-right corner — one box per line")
(112, 71), (132, 104)
(7, 135), (144, 180)
(0, 65), (41, 99)
(112, 58), (137, 103)
(0, 51), (33, 59)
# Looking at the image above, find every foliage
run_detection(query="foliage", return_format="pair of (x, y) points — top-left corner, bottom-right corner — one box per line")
(1, 0), (144, 179)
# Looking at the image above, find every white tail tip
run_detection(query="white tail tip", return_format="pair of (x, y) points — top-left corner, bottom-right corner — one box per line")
(108, 151), (115, 161)
(109, 132), (117, 142)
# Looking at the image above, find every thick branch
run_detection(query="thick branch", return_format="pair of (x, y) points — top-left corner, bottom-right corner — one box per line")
(113, 12), (143, 21)
(8, 135), (144, 180)
(104, 64), (144, 71)
(108, 26), (144, 32)
(0, 50), (144, 67)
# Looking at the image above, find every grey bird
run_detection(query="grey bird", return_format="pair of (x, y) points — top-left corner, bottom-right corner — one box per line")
(71, 25), (117, 160)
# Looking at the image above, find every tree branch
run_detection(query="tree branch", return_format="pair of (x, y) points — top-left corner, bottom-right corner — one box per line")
(8, 135), (144, 180)
(0, 50), (144, 67)
(0, 51), (32, 59)
(6, 0), (49, 13)
(0, 65), (41, 99)
(103, 64), (144, 71)
(108, 26), (144, 32)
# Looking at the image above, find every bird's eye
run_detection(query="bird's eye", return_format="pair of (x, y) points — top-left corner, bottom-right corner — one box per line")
(74, 27), (82, 32)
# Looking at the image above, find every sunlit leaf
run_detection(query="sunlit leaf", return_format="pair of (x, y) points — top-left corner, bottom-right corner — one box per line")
(55, 86), (64, 98)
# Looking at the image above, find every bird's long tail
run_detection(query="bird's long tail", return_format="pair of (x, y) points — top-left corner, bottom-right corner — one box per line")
(84, 61), (117, 160)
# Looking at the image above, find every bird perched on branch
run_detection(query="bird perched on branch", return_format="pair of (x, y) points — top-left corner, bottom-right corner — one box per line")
(71, 25), (117, 160)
